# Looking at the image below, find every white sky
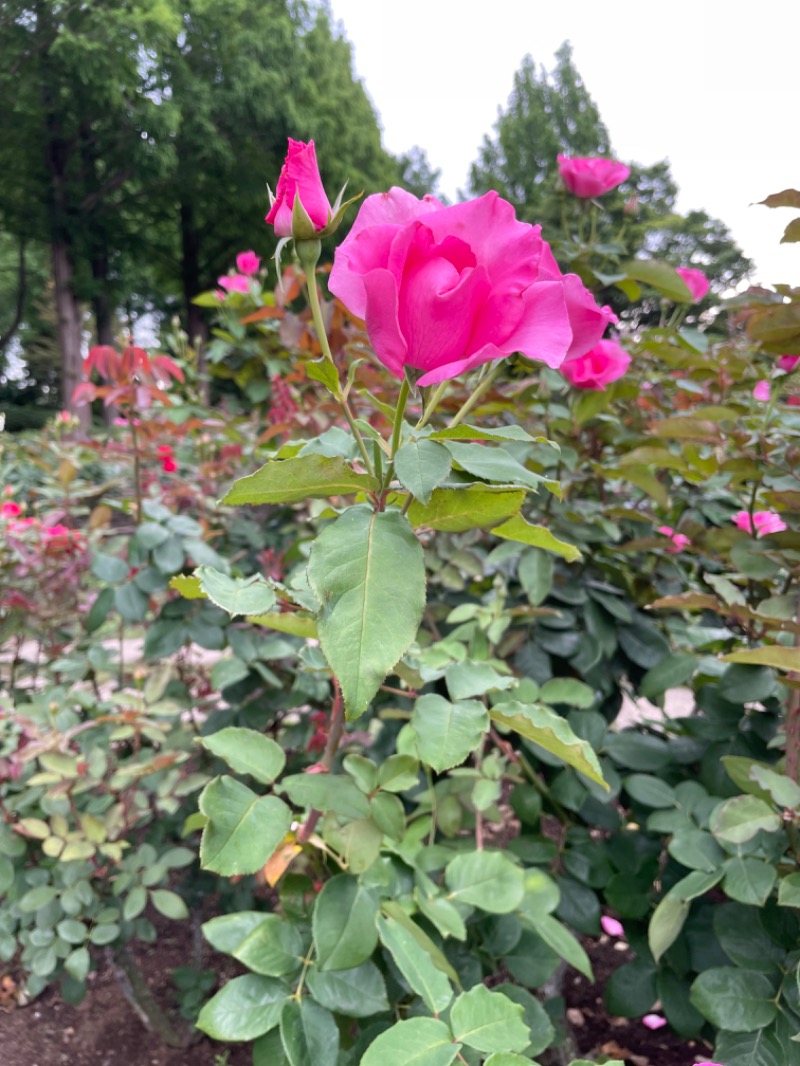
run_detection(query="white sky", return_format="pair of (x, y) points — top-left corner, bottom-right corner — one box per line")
(328, 0), (800, 288)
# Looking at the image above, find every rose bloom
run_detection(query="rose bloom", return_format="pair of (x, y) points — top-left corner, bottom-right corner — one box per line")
(329, 187), (614, 386)
(560, 338), (630, 391)
(656, 525), (691, 553)
(778, 354), (800, 372)
(236, 250), (261, 276)
(675, 267), (710, 303)
(1, 501), (21, 519)
(753, 380), (770, 402)
(265, 138), (332, 238)
(217, 274), (250, 294)
(557, 155), (631, 198)
(732, 510), (787, 536)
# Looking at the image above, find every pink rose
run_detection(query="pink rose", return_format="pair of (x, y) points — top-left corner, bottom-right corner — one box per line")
(557, 155), (631, 198)
(329, 187), (614, 387)
(753, 380), (771, 402)
(732, 510), (787, 536)
(600, 915), (624, 937)
(656, 526), (691, 553)
(560, 338), (630, 391)
(265, 139), (332, 238)
(217, 274), (250, 294)
(1, 501), (21, 518)
(778, 354), (800, 372)
(236, 250), (261, 276)
(675, 267), (710, 303)
(641, 1014), (667, 1031)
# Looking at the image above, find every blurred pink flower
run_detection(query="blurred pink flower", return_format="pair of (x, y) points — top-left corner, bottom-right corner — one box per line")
(657, 525), (691, 553)
(217, 274), (250, 294)
(1, 501), (21, 518)
(557, 155), (630, 198)
(753, 380), (770, 402)
(600, 915), (624, 937)
(641, 1014), (667, 1030)
(778, 354), (800, 372)
(676, 267), (710, 303)
(560, 338), (631, 391)
(732, 510), (787, 536)
(236, 250), (261, 276)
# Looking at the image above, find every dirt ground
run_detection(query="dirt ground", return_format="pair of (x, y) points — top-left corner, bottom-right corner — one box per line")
(0, 921), (715, 1066)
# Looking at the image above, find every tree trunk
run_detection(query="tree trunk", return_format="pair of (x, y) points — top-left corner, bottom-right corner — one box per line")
(180, 200), (209, 404)
(52, 239), (88, 430)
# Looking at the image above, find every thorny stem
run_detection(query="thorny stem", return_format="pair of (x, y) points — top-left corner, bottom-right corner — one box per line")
(298, 247), (375, 478)
(297, 679), (346, 844)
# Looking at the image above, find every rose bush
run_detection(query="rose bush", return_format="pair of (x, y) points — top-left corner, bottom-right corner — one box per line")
(328, 186), (614, 385)
(557, 154), (631, 197)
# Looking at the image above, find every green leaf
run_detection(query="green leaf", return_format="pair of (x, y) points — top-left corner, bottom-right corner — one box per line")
(223, 455), (379, 505)
(305, 357), (340, 395)
(711, 795), (782, 844)
(491, 702), (606, 787)
(57, 919), (87, 945)
(525, 912), (592, 979)
(723, 858), (777, 907)
(624, 774), (677, 809)
(395, 439), (452, 504)
(114, 582), (149, 623)
(690, 968), (778, 1032)
(312, 875), (379, 971)
(721, 646), (800, 671)
(408, 486), (525, 532)
(0, 855), (14, 895)
(450, 985), (529, 1053)
(380, 901), (462, 985)
(640, 653), (697, 699)
(198, 776), (293, 876)
(306, 960), (389, 1017)
(518, 548), (554, 606)
(538, 678), (595, 708)
(749, 766), (800, 809)
(783, 218), (800, 243)
(492, 982), (555, 1056)
(307, 506), (425, 720)
(429, 424), (541, 443)
(280, 774), (370, 820)
(622, 259), (692, 301)
(248, 611), (318, 639)
(169, 574), (204, 599)
(19, 885), (59, 912)
(199, 727), (285, 785)
(648, 895), (689, 962)
(490, 516), (581, 562)
(91, 552), (129, 584)
(445, 661), (516, 700)
(196, 974), (289, 1041)
(778, 872), (800, 907)
(360, 1018), (460, 1066)
(253, 1029), (289, 1066)
(279, 999), (339, 1066)
(483, 1056), (539, 1066)
(204, 913), (302, 976)
(196, 567), (276, 616)
(714, 1028), (784, 1066)
(668, 830), (725, 871)
(443, 440), (551, 490)
(445, 850), (524, 913)
(150, 889), (188, 920)
(411, 695), (488, 772)
(605, 959), (657, 1017)
(377, 914), (453, 1013)
(64, 947), (90, 983)
(378, 754), (420, 792)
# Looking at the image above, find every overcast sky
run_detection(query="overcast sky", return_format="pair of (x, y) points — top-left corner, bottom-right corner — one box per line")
(328, 0), (800, 288)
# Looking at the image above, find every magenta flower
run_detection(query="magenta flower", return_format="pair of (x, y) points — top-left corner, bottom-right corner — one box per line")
(329, 187), (614, 387)
(732, 510), (787, 536)
(753, 380), (770, 402)
(557, 155), (631, 198)
(217, 274), (250, 294)
(656, 525), (691, 553)
(236, 250), (261, 276)
(778, 354), (800, 372)
(641, 1014), (667, 1030)
(600, 915), (624, 937)
(560, 338), (630, 391)
(265, 139), (332, 238)
(675, 267), (710, 303)
(0, 501), (21, 518)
